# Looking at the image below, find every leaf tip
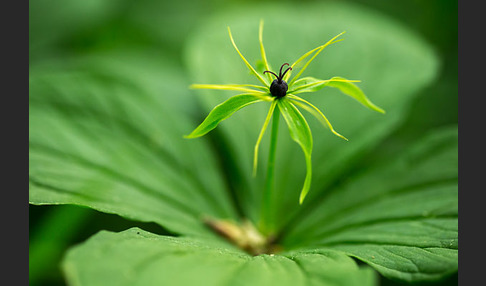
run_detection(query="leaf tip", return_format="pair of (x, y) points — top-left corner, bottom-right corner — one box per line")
(371, 105), (386, 114)
(183, 132), (199, 139)
(332, 130), (348, 141)
(299, 193), (305, 205)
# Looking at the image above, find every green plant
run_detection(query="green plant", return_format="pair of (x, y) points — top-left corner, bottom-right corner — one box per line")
(29, 2), (457, 285)
(185, 21), (384, 240)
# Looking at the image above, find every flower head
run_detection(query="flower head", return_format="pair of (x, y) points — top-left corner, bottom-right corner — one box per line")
(185, 20), (385, 204)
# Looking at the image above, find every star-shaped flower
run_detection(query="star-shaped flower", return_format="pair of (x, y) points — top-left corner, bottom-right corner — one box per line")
(186, 20), (385, 204)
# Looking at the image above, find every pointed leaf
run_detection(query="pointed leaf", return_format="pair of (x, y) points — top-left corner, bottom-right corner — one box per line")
(190, 83), (268, 93)
(277, 99), (313, 204)
(185, 93), (268, 138)
(288, 94), (348, 141)
(228, 27), (269, 87)
(259, 19), (273, 83)
(289, 76), (384, 114)
(287, 32), (346, 86)
(325, 77), (385, 114)
(288, 77), (360, 94)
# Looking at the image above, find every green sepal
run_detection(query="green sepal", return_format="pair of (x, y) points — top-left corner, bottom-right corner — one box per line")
(277, 98), (313, 204)
(185, 94), (267, 139)
(326, 77), (385, 114)
(289, 77), (360, 94)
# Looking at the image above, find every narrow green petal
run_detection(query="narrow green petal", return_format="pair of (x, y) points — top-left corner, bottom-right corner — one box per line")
(289, 77), (360, 94)
(185, 93), (265, 139)
(277, 98), (313, 204)
(326, 77), (386, 114)
(288, 94), (348, 141)
(283, 46), (322, 83)
(283, 38), (344, 83)
(299, 153), (313, 205)
(259, 19), (273, 83)
(285, 32), (346, 85)
(253, 100), (277, 176)
(228, 27), (269, 87)
(190, 84), (268, 93)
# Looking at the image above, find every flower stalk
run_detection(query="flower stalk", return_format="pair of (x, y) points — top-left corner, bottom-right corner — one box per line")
(260, 105), (280, 234)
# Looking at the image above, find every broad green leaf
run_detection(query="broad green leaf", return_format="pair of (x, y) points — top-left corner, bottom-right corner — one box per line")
(29, 205), (92, 285)
(185, 93), (270, 139)
(277, 99), (313, 204)
(29, 0), (222, 61)
(29, 0), (122, 61)
(282, 127), (458, 282)
(63, 227), (377, 286)
(184, 1), (438, 228)
(29, 51), (238, 236)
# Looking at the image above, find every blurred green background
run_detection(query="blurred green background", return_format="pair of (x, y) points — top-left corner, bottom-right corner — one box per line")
(29, 0), (457, 285)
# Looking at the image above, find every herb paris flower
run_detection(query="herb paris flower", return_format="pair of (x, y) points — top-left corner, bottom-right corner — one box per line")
(185, 20), (385, 205)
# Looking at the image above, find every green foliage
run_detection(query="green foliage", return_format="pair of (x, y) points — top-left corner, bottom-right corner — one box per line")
(29, 52), (239, 236)
(186, 21), (383, 205)
(29, 1), (457, 285)
(184, 1), (438, 233)
(277, 99), (313, 204)
(283, 128), (458, 281)
(64, 228), (377, 286)
(280, 75), (386, 116)
(185, 94), (269, 139)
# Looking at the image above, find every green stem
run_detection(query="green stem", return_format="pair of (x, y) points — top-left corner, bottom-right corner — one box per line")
(260, 105), (280, 234)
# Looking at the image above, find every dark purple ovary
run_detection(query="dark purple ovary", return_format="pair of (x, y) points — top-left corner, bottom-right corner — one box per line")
(264, 63), (292, 98)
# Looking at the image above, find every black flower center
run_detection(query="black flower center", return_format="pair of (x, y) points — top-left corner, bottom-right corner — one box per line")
(264, 63), (292, 98)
